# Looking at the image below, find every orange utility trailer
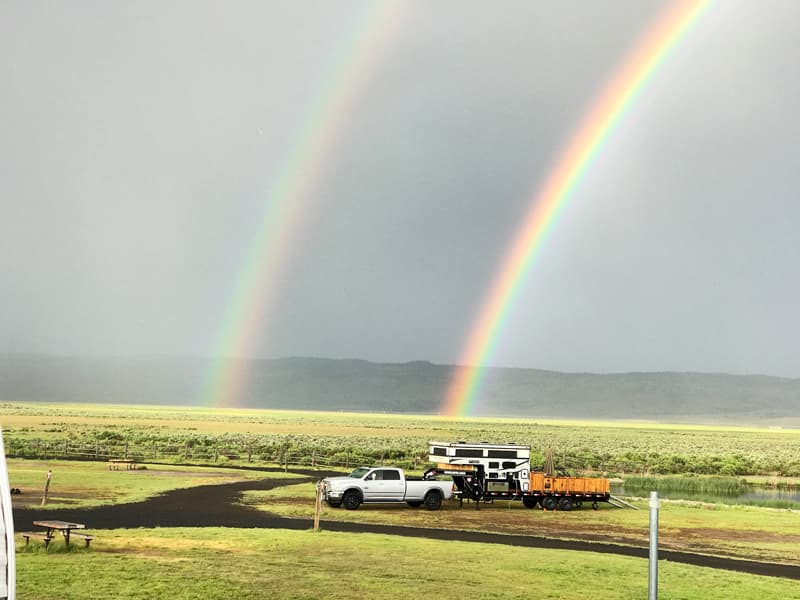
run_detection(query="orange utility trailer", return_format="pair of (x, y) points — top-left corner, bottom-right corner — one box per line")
(425, 441), (611, 511)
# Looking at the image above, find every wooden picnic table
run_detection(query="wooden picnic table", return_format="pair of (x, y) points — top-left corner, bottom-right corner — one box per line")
(108, 459), (137, 470)
(33, 520), (86, 547)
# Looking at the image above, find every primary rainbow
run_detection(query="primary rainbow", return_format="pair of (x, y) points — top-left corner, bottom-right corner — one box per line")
(204, 2), (406, 407)
(441, 0), (711, 417)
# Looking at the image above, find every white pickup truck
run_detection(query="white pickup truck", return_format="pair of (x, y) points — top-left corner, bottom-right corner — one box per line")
(321, 467), (453, 510)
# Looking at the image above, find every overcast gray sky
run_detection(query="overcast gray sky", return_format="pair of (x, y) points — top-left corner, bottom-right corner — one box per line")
(2, 1), (799, 377)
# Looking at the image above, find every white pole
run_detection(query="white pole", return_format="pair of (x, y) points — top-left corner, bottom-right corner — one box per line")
(0, 428), (16, 599)
(648, 491), (659, 600)
(313, 482), (322, 532)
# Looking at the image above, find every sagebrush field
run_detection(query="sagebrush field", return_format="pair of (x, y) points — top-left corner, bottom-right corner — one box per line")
(3, 402), (800, 476)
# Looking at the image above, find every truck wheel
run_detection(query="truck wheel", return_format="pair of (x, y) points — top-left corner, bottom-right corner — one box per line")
(558, 497), (573, 511)
(342, 491), (361, 510)
(542, 497), (558, 511)
(522, 496), (539, 509)
(407, 501), (422, 508)
(424, 490), (442, 510)
(592, 501), (599, 511)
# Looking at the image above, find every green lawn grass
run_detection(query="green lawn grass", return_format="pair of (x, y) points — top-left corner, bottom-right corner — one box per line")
(14, 527), (800, 599)
(7, 458), (298, 509)
(244, 482), (800, 566)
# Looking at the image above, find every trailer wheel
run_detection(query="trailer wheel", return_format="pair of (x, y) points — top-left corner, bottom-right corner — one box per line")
(542, 497), (558, 511)
(592, 501), (599, 511)
(574, 500), (583, 509)
(424, 490), (443, 510)
(407, 501), (422, 508)
(558, 497), (573, 511)
(522, 496), (539, 509)
(342, 491), (361, 510)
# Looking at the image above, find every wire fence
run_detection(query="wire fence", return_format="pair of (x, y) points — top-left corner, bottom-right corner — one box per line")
(3, 437), (658, 476)
(3, 438), (436, 472)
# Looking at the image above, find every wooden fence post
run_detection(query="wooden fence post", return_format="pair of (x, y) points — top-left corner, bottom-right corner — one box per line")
(41, 470), (52, 506)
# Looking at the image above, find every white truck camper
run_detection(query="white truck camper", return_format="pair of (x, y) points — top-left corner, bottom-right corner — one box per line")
(426, 441), (612, 510)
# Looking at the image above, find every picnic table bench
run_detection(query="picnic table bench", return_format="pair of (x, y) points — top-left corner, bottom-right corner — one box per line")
(71, 533), (95, 547)
(21, 532), (54, 548)
(108, 459), (138, 470)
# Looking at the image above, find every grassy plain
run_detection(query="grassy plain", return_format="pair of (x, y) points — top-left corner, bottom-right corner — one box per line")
(5, 402), (799, 436)
(7, 458), (291, 509)
(4, 403), (800, 597)
(14, 528), (800, 600)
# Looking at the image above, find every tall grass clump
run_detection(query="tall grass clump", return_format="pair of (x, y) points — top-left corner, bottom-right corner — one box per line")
(623, 475), (749, 496)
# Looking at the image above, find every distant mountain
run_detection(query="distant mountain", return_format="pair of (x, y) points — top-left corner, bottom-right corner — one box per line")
(1, 354), (798, 423)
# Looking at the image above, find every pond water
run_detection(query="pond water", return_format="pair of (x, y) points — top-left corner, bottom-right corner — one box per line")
(612, 483), (800, 507)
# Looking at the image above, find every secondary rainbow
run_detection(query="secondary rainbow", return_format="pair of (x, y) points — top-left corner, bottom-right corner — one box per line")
(441, 0), (711, 417)
(204, 2), (406, 407)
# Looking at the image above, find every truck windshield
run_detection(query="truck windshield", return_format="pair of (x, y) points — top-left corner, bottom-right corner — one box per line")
(348, 467), (371, 478)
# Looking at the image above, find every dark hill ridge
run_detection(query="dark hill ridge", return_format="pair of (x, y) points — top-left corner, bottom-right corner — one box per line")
(1, 354), (798, 422)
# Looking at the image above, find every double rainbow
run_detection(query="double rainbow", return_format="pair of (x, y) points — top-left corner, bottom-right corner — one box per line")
(441, 0), (711, 417)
